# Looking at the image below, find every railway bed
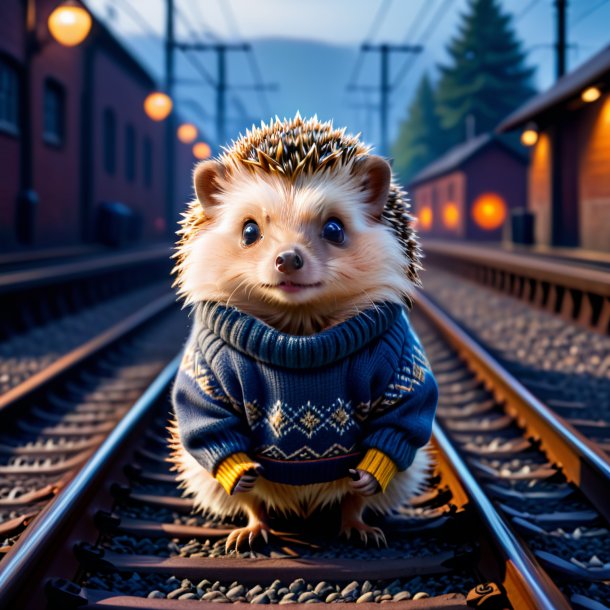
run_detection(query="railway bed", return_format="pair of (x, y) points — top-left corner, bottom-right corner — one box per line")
(410, 304), (610, 609)
(0, 252), (608, 608)
(420, 268), (610, 458)
(421, 240), (610, 335)
(0, 304), (188, 569)
(0, 342), (573, 609)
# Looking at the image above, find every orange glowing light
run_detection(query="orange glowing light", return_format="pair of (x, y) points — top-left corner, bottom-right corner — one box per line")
(177, 123), (198, 144)
(144, 92), (173, 121)
(521, 128), (538, 147)
(472, 193), (507, 230)
(193, 142), (212, 159)
(581, 86), (601, 103)
(48, 1), (92, 47)
(418, 206), (433, 231)
(442, 202), (460, 229)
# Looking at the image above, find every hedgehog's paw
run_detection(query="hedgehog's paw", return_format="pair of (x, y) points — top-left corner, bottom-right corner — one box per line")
(340, 519), (387, 548)
(225, 520), (270, 553)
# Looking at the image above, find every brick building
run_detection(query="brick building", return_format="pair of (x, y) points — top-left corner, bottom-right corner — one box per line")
(499, 44), (610, 252)
(0, 0), (197, 252)
(408, 134), (528, 241)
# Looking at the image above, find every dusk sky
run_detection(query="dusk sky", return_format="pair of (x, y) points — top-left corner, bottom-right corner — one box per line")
(85, 0), (610, 150)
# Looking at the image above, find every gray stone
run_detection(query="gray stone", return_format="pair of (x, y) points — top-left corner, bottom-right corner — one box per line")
(413, 592), (430, 600)
(167, 587), (191, 600)
(393, 591), (411, 601)
(289, 579), (306, 594)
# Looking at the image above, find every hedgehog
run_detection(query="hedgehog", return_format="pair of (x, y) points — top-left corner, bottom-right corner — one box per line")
(169, 114), (438, 549)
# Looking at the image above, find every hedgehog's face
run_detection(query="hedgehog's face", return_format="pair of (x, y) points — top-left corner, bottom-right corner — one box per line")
(180, 156), (412, 334)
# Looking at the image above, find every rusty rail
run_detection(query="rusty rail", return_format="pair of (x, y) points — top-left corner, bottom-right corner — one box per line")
(414, 291), (610, 523)
(422, 239), (610, 334)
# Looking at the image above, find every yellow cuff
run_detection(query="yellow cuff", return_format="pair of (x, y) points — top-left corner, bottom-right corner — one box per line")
(215, 453), (258, 495)
(357, 449), (397, 492)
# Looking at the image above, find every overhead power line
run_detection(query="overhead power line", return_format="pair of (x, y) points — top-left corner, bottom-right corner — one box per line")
(346, 0), (394, 89)
(391, 0), (453, 89)
(573, 0), (610, 26)
(217, 0), (272, 117)
(516, 0), (542, 21)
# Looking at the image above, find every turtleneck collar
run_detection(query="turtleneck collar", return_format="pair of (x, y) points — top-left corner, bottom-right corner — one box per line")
(197, 301), (402, 369)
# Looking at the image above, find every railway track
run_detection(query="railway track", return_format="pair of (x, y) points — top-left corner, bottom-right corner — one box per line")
(411, 294), (610, 609)
(2, 318), (603, 608)
(0, 350), (569, 610)
(420, 266), (610, 457)
(422, 239), (610, 335)
(0, 246), (190, 593)
(0, 248), (608, 608)
(0, 244), (174, 400)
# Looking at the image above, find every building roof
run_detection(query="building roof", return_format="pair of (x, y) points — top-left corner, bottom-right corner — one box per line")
(498, 43), (610, 132)
(93, 15), (157, 89)
(408, 133), (526, 187)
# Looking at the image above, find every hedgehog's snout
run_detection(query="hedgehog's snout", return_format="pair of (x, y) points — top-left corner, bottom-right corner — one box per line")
(275, 249), (304, 274)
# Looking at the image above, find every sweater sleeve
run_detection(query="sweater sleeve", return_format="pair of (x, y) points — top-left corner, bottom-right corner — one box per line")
(362, 321), (438, 472)
(172, 347), (252, 479)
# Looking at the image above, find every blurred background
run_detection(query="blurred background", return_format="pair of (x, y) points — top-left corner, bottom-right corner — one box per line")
(1, 0), (609, 254)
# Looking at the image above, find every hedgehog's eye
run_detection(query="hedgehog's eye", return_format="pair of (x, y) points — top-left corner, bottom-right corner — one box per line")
(242, 220), (261, 246)
(322, 218), (345, 245)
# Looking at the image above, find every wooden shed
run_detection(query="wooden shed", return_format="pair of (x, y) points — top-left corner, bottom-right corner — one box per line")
(408, 134), (528, 241)
(499, 44), (610, 252)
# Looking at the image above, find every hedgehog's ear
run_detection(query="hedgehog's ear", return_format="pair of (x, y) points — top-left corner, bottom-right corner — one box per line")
(193, 160), (226, 209)
(355, 156), (391, 219)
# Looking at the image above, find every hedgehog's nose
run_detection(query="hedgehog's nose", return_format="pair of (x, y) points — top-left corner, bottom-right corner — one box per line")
(275, 250), (304, 274)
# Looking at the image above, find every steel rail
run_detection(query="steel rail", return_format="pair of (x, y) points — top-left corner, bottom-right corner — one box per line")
(415, 291), (610, 523)
(0, 355), (181, 610)
(432, 423), (570, 610)
(0, 292), (176, 412)
(422, 239), (610, 296)
(0, 243), (172, 294)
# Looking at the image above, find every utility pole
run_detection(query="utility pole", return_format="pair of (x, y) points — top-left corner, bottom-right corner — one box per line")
(555, 0), (567, 79)
(174, 42), (250, 145)
(16, 0), (40, 244)
(550, 0), (572, 246)
(349, 44), (422, 157)
(165, 0), (176, 236)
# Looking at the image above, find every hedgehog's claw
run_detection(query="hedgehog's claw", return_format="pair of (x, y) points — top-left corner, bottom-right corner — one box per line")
(225, 521), (271, 553)
(340, 519), (387, 548)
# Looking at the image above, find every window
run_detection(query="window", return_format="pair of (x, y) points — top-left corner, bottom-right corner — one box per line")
(43, 79), (65, 146)
(448, 181), (455, 201)
(103, 108), (116, 175)
(143, 136), (153, 188)
(125, 124), (136, 182)
(0, 57), (19, 134)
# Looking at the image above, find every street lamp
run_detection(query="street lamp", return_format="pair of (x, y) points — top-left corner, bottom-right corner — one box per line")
(144, 91), (173, 121)
(17, 0), (93, 244)
(520, 123), (539, 147)
(48, 1), (92, 47)
(177, 123), (198, 144)
(193, 142), (212, 159)
(581, 86), (601, 103)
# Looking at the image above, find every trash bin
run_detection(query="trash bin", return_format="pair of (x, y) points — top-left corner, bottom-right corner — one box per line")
(96, 201), (141, 247)
(510, 209), (535, 245)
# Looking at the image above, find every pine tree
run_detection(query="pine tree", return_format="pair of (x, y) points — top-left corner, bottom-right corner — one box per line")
(391, 73), (444, 184)
(435, 0), (535, 147)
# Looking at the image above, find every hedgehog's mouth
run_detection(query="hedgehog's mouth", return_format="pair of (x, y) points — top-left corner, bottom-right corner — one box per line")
(262, 281), (323, 294)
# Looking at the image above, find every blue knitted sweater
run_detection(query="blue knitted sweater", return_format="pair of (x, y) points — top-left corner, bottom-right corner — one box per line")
(173, 302), (438, 487)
